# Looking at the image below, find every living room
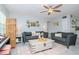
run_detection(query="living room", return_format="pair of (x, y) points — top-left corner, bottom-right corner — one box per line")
(0, 4), (79, 55)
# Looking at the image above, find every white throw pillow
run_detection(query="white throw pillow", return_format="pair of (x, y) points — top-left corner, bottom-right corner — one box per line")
(55, 33), (62, 37)
(32, 32), (36, 36)
(32, 32), (40, 36)
(36, 33), (40, 36)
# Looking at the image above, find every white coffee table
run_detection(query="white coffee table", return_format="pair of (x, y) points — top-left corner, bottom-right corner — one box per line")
(28, 39), (54, 53)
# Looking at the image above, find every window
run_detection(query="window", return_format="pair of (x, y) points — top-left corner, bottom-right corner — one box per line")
(0, 11), (6, 34)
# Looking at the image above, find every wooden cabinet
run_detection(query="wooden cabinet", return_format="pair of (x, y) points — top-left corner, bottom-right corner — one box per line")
(6, 18), (16, 48)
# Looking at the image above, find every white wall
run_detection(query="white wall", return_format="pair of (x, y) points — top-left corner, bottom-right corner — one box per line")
(0, 4), (9, 34)
(0, 5), (9, 16)
(48, 15), (73, 33)
(75, 17), (79, 38)
(61, 15), (72, 32)
(9, 15), (51, 35)
(47, 19), (61, 33)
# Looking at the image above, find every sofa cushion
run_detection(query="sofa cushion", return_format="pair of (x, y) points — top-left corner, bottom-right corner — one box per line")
(23, 32), (32, 36)
(32, 32), (40, 36)
(62, 33), (74, 38)
(54, 37), (66, 42)
(26, 36), (38, 40)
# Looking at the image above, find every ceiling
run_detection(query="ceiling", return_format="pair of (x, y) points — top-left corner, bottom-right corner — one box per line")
(4, 4), (79, 19)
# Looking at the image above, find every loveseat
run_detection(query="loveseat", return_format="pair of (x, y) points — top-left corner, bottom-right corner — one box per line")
(22, 31), (48, 43)
(51, 32), (77, 48)
(22, 32), (38, 43)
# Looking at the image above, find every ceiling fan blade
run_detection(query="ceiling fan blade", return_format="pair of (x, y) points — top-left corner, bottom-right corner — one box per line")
(43, 5), (49, 9)
(53, 4), (62, 9)
(40, 11), (47, 13)
(53, 10), (61, 12)
(48, 12), (51, 15)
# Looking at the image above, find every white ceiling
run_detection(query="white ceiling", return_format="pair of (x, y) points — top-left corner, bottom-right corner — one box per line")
(4, 4), (79, 19)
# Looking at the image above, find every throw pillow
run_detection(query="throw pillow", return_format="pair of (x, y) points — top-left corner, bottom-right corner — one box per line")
(55, 33), (62, 37)
(32, 32), (36, 36)
(36, 33), (40, 36)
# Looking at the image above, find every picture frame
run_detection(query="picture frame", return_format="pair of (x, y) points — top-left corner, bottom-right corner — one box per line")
(53, 21), (59, 27)
(27, 20), (40, 27)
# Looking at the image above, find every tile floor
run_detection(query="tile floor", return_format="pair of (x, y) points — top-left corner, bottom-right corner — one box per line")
(11, 39), (79, 55)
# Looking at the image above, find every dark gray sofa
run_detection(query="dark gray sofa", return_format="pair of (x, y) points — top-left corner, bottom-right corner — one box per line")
(22, 32), (38, 43)
(51, 32), (77, 48)
(22, 31), (48, 43)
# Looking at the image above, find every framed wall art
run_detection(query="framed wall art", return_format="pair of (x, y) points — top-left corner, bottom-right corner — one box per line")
(27, 20), (39, 28)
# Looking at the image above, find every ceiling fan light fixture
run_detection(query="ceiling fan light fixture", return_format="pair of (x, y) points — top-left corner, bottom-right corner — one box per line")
(48, 8), (53, 13)
(40, 4), (62, 15)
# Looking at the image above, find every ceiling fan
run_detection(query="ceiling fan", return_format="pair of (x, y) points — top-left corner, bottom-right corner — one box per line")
(40, 4), (63, 15)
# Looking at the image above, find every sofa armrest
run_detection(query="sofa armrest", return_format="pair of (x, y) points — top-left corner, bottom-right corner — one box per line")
(22, 32), (26, 43)
(51, 33), (55, 40)
(66, 34), (77, 44)
(66, 35), (73, 40)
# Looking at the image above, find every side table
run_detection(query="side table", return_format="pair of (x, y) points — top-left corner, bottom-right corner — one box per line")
(16, 36), (22, 43)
